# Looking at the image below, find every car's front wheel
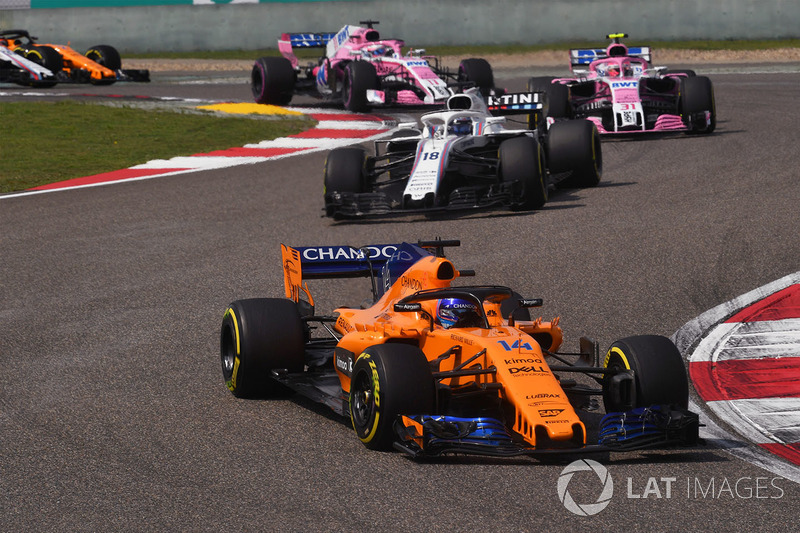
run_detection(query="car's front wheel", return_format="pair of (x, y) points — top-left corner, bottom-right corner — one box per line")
(350, 344), (435, 451)
(85, 44), (122, 70)
(458, 58), (494, 96)
(603, 335), (689, 412)
(680, 75), (716, 134)
(342, 61), (378, 112)
(498, 136), (547, 210)
(546, 119), (602, 188)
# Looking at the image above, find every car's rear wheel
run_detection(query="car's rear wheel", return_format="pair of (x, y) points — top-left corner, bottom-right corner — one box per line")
(499, 136), (547, 210)
(350, 344), (436, 451)
(220, 298), (306, 398)
(251, 56), (295, 105)
(680, 75), (716, 134)
(526, 76), (570, 130)
(603, 335), (689, 412)
(86, 44), (122, 70)
(457, 58), (494, 96)
(546, 119), (602, 188)
(23, 45), (61, 87)
(342, 60), (378, 112)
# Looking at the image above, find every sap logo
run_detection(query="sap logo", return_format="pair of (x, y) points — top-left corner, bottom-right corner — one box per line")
(611, 81), (637, 89)
(539, 409), (563, 418)
(498, 340), (534, 351)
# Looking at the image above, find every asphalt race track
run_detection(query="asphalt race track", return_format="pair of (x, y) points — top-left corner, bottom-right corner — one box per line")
(2, 66), (800, 531)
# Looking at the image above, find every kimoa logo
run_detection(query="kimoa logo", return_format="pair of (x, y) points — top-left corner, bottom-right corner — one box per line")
(557, 459), (614, 516)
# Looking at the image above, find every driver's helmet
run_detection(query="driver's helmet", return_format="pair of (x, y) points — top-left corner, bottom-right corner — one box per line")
(370, 46), (386, 57)
(448, 117), (472, 136)
(437, 298), (481, 329)
(606, 64), (621, 77)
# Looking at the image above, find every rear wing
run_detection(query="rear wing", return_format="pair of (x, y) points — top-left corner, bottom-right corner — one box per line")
(281, 239), (461, 303)
(281, 243), (402, 303)
(569, 46), (652, 71)
(278, 32), (336, 68)
(279, 32), (336, 49)
(486, 92), (544, 116)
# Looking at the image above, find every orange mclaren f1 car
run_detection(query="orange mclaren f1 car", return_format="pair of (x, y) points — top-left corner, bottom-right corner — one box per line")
(0, 29), (149, 86)
(219, 240), (699, 457)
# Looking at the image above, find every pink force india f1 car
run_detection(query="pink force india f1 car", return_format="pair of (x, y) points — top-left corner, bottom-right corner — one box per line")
(219, 239), (701, 458)
(251, 20), (495, 112)
(527, 33), (716, 135)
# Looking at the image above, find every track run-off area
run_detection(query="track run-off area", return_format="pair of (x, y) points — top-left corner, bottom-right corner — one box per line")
(2, 63), (800, 531)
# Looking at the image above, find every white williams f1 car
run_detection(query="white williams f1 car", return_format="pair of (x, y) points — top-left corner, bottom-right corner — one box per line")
(0, 39), (54, 86)
(323, 89), (602, 218)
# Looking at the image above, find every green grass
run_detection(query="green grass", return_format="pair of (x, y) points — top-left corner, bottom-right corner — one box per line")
(126, 38), (800, 60)
(0, 101), (314, 193)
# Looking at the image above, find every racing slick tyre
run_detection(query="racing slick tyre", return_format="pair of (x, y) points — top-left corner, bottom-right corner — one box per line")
(23, 45), (62, 87)
(546, 119), (602, 188)
(324, 147), (368, 216)
(602, 335), (689, 412)
(680, 75), (716, 134)
(220, 298), (306, 399)
(499, 136), (548, 210)
(251, 56), (295, 105)
(85, 45), (122, 71)
(342, 60), (378, 112)
(350, 344), (436, 451)
(458, 58), (494, 96)
(526, 76), (570, 130)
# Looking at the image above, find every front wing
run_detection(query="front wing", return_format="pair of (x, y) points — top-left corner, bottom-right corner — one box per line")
(394, 406), (700, 458)
(324, 182), (521, 218)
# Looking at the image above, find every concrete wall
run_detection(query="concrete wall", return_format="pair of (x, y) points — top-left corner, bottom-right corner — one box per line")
(0, 0), (797, 53)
